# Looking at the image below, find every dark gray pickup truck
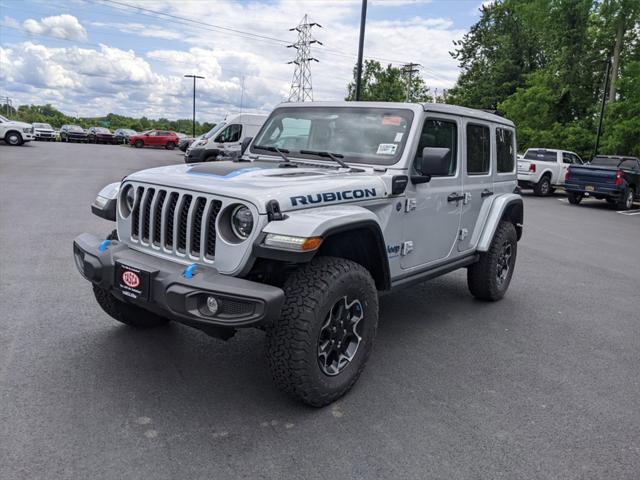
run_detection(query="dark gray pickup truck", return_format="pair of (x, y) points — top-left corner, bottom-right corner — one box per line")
(564, 155), (640, 210)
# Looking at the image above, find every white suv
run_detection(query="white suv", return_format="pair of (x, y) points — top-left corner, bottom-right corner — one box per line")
(0, 115), (34, 146)
(517, 148), (584, 196)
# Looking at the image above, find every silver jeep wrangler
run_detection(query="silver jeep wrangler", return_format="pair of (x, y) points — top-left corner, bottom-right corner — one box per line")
(74, 102), (523, 406)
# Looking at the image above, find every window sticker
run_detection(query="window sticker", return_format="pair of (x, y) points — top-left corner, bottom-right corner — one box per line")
(394, 132), (404, 142)
(377, 143), (397, 155)
(382, 116), (402, 126)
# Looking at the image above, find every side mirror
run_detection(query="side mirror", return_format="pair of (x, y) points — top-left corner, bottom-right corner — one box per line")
(412, 147), (451, 183)
(240, 136), (253, 155)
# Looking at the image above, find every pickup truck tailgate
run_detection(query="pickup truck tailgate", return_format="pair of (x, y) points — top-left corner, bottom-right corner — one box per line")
(569, 166), (617, 185)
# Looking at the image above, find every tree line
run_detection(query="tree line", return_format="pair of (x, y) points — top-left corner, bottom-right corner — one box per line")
(346, 0), (639, 159)
(1, 103), (215, 136)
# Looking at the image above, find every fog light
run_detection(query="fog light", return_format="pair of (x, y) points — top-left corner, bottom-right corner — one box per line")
(205, 296), (219, 315)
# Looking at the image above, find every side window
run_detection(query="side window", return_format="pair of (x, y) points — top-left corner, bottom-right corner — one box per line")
(496, 128), (514, 173)
(415, 119), (457, 176)
(466, 124), (490, 175)
(562, 153), (572, 164)
(217, 124), (242, 143)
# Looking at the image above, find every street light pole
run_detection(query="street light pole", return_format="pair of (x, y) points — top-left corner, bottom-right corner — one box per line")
(184, 74), (205, 138)
(355, 0), (368, 101)
(593, 60), (611, 159)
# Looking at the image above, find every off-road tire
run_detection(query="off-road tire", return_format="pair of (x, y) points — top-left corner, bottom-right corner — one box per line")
(266, 257), (379, 407)
(165, 141), (176, 150)
(135, 140), (144, 148)
(617, 187), (635, 210)
(5, 131), (23, 146)
(467, 221), (517, 301)
(534, 175), (551, 196)
(567, 192), (583, 204)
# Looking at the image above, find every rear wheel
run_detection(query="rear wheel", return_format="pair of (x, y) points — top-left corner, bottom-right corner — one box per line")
(534, 176), (552, 196)
(165, 141), (176, 150)
(467, 221), (517, 301)
(567, 192), (583, 205)
(5, 131), (23, 146)
(617, 188), (635, 210)
(266, 257), (379, 407)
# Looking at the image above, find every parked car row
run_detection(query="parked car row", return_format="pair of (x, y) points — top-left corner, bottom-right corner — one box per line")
(517, 147), (638, 210)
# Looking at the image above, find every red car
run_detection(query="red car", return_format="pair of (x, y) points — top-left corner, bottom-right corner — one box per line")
(129, 130), (179, 150)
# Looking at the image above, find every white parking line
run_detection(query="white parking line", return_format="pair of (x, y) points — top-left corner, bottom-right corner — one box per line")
(616, 209), (640, 215)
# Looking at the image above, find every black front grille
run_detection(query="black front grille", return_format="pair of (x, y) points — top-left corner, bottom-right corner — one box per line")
(128, 186), (223, 259)
(206, 201), (222, 258)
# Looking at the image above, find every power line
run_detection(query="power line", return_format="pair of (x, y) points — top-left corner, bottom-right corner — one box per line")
(287, 14), (322, 102)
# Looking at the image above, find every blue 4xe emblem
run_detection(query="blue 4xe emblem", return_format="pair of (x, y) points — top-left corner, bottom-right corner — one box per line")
(387, 244), (401, 258)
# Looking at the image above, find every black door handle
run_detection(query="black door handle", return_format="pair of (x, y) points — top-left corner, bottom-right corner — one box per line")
(481, 189), (494, 198)
(447, 193), (465, 202)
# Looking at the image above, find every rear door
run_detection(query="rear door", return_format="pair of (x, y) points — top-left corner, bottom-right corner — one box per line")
(458, 120), (493, 252)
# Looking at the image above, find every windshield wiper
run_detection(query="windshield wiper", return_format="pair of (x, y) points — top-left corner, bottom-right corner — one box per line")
(253, 144), (290, 161)
(299, 150), (363, 172)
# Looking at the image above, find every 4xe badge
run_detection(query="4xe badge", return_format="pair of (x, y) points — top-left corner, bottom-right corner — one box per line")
(387, 244), (401, 258)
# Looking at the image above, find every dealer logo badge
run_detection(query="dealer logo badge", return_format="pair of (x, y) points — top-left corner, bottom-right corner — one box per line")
(122, 271), (140, 288)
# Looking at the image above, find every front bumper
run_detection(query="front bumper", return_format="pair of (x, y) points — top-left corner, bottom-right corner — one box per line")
(35, 131), (55, 140)
(73, 233), (284, 328)
(185, 147), (216, 163)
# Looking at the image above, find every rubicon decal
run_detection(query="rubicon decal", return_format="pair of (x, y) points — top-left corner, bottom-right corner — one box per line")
(290, 188), (377, 207)
(122, 271), (140, 288)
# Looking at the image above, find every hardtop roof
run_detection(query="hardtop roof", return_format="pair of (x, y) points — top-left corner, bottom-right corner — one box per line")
(275, 101), (515, 127)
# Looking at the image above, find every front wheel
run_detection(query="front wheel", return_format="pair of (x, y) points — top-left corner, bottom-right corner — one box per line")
(467, 221), (517, 301)
(617, 188), (635, 210)
(266, 257), (379, 407)
(5, 131), (23, 146)
(567, 192), (583, 205)
(134, 140), (144, 148)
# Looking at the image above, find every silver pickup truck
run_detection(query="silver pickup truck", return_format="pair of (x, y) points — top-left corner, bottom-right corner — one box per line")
(74, 102), (523, 406)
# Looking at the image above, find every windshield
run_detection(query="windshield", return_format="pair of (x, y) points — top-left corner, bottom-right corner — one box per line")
(251, 107), (414, 165)
(204, 122), (226, 139)
(69, 125), (84, 132)
(591, 156), (621, 167)
(34, 123), (53, 129)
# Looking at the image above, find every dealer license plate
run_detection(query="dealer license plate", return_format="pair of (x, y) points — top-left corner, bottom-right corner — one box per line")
(115, 262), (150, 301)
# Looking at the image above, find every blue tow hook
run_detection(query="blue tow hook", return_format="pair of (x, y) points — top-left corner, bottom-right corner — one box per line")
(98, 239), (111, 252)
(184, 263), (198, 279)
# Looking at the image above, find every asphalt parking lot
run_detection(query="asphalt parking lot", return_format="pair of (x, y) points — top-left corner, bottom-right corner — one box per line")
(1, 142), (639, 480)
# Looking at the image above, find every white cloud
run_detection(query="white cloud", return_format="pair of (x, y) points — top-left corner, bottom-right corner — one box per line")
(1, 1), (465, 120)
(22, 14), (87, 40)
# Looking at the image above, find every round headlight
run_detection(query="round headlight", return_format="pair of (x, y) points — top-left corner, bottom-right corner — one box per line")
(231, 205), (253, 239)
(119, 185), (136, 218)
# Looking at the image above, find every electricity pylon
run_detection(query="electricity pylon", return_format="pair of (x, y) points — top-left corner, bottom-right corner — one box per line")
(287, 15), (322, 102)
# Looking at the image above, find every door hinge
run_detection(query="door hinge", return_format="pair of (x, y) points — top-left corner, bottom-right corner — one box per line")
(401, 241), (414, 256)
(405, 198), (417, 212)
(458, 228), (469, 241)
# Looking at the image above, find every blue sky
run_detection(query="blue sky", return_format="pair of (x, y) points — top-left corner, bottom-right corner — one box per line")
(0, 0), (488, 122)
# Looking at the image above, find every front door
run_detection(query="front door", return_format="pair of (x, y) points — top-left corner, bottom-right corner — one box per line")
(458, 121), (494, 252)
(401, 115), (462, 270)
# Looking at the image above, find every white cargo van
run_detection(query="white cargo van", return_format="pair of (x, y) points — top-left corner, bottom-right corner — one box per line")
(185, 113), (267, 163)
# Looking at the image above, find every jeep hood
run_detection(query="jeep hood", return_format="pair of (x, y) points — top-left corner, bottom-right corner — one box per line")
(125, 161), (388, 213)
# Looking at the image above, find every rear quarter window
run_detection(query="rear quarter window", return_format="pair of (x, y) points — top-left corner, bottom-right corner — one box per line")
(496, 128), (515, 173)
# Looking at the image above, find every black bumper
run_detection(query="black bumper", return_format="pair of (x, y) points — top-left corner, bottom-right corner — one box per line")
(73, 233), (284, 328)
(564, 183), (623, 199)
(185, 147), (218, 163)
